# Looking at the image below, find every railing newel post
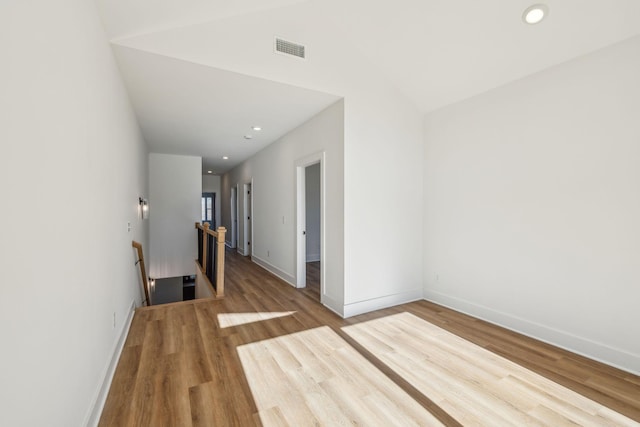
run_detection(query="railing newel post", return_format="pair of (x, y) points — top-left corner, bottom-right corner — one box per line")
(215, 227), (226, 298)
(195, 222), (225, 299)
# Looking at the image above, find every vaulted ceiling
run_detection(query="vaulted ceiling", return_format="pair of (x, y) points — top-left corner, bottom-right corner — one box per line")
(96, 0), (640, 174)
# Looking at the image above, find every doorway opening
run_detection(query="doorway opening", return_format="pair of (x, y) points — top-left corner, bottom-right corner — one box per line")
(201, 192), (216, 228)
(230, 187), (238, 248)
(243, 182), (252, 257)
(296, 153), (324, 303)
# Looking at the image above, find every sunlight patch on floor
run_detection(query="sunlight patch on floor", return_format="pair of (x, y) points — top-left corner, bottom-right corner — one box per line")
(237, 326), (443, 426)
(343, 312), (639, 427)
(217, 311), (296, 328)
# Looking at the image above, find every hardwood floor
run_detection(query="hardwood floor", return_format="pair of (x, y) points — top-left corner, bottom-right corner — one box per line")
(238, 325), (443, 426)
(99, 249), (640, 426)
(344, 312), (637, 426)
(299, 261), (320, 302)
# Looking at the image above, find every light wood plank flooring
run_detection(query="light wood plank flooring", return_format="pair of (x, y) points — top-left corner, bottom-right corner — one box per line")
(238, 325), (443, 426)
(344, 312), (638, 426)
(99, 249), (640, 426)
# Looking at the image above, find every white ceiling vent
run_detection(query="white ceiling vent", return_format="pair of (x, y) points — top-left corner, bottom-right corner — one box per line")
(274, 37), (306, 59)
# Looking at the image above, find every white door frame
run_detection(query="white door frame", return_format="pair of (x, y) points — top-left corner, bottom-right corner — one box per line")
(243, 180), (253, 257)
(235, 184), (240, 249)
(295, 152), (325, 299)
(230, 187), (237, 248)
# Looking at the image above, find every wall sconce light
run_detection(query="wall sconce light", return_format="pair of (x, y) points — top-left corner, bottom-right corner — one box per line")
(139, 197), (149, 220)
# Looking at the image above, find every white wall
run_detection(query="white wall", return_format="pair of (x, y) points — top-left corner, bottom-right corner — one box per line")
(423, 36), (640, 374)
(342, 84), (424, 317)
(194, 264), (214, 299)
(202, 174), (221, 228)
(305, 163), (321, 262)
(221, 101), (344, 313)
(149, 153), (201, 278)
(116, 3), (425, 317)
(0, 1), (149, 425)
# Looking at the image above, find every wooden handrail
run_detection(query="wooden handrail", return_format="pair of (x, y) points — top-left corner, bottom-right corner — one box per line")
(132, 241), (151, 306)
(195, 222), (226, 298)
(195, 221), (224, 237)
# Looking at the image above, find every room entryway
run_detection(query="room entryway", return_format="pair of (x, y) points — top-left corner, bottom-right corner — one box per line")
(243, 183), (252, 257)
(296, 155), (323, 303)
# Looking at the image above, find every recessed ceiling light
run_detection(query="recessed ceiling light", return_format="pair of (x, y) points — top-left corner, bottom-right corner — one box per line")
(207, 170), (213, 174)
(223, 156), (229, 160)
(523, 4), (548, 25)
(244, 135), (253, 140)
(252, 126), (262, 131)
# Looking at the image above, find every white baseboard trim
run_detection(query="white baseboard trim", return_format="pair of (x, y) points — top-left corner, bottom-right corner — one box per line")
(252, 256), (344, 317)
(321, 294), (344, 318)
(252, 256), (296, 287)
(423, 289), (640, 376)
(84, 299), (136, 427)
(306, 254), (320, 263)
(343, 288), (424, 318)
(237, 247), (246, 256)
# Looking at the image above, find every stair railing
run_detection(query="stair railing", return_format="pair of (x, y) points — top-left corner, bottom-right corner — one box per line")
(195, 222), (227, 298)
(132, 241), (151, 306)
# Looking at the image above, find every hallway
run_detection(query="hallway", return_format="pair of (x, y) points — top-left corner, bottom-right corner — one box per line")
(99, 249), (640, 426)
